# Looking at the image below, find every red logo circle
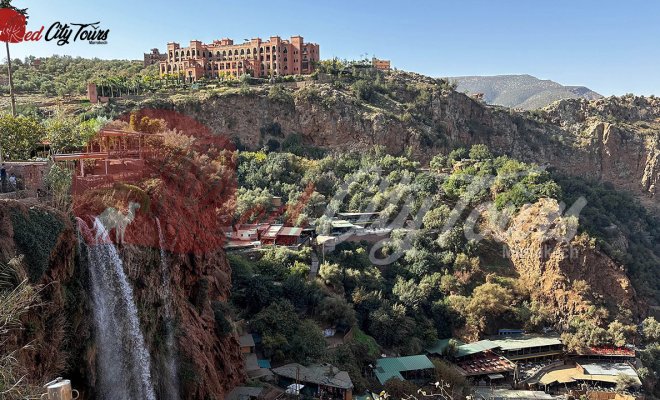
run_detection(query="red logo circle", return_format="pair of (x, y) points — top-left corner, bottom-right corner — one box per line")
(0, 8), (26, 43)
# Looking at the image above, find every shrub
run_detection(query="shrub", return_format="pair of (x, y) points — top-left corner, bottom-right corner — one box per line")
(9, 207), (64, 283)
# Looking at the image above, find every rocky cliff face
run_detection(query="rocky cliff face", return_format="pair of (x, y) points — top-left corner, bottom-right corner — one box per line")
(0, 196), (244, 399)
(492, 198), (639, 325)
(145, 74), (657, 213)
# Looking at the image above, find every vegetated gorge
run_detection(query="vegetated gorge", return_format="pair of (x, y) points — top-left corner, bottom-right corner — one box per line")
(0, 57), (659, 399)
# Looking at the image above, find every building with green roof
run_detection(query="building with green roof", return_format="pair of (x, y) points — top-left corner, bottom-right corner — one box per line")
(488, 335), (563, 361)
(455, 340), (499, 358)
(425, 338), (465, 356)
(374, 355), (435, 385)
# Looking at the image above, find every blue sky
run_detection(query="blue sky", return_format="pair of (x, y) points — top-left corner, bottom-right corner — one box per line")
(11, 0), (660, 96)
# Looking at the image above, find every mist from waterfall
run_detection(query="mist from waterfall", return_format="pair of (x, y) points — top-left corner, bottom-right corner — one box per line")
(77, 217), (156, 400)
(155, 217), (180, 399)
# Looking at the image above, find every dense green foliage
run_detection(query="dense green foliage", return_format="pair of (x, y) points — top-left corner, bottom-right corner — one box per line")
(3, 55), (156, 96)
(0, 114), (45, 159)
(9, 207), (65, 282)
(229, 145), (595, 377)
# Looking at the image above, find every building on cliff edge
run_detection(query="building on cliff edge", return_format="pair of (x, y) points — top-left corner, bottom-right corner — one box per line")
(159, 35), (319, 82)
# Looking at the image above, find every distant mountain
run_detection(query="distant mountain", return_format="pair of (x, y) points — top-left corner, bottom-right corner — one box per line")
(450, 74), (602, 110)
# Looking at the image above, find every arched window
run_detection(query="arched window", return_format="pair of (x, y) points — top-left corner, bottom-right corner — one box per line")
(283, 48), (287, 54)
(217, 51), (221, 57)
(186, 50), (190, 57)
(260, 47), (264, 53)
(222, 50), (226, 56)
(246, 48), (251, 54)
(192, 49), (196, 57)
(272, 46), (276, 52)
(253, 47), (257, 54)
(240, 49), (245, 55)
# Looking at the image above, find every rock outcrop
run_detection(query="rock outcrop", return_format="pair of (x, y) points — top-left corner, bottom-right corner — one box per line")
(139, 73), (658, 213)
(493, 198), (639, 325)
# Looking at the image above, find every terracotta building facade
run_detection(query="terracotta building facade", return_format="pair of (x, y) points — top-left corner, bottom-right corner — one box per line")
(159, 36), (319, 81)
(144, 48), (167, 67)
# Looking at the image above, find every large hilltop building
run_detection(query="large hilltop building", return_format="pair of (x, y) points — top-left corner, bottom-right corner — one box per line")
(159, 35), (319, 82)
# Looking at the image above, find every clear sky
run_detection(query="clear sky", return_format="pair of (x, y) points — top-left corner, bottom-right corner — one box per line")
(10, 0), (660, 96)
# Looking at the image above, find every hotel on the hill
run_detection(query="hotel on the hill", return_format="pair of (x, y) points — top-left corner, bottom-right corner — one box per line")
(159, 35), (319, 81)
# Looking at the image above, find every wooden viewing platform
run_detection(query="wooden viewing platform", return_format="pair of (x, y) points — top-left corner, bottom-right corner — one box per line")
(52, 129), (159, 176)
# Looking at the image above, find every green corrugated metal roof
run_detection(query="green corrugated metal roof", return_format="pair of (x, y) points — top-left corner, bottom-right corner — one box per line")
(426, 338), (465, 355)
(331, 220), (357, 228)
(489, 335), (562, 351)
(374, 355), (434, 384)
(456, 340), (498, 357)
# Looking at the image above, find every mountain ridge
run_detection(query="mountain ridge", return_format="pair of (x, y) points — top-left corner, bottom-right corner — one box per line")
(450, 74), (603, 110)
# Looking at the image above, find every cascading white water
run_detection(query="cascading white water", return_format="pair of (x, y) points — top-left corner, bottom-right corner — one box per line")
(77, 217), (156, 400)
(155, 217), (180, 399)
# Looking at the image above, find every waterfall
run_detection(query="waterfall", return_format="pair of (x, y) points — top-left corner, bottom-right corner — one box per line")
(155, 217), (180, 399)
(77, 217), (156, 400)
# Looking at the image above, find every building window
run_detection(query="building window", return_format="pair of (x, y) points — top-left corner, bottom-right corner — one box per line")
(240, 49), (245, 55)
(186, 50), (191, 57)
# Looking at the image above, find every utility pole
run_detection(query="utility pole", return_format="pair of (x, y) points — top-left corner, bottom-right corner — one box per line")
(5, 41), (15, 116)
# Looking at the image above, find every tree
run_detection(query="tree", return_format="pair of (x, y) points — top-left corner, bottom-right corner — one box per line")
(429, 154), (447, 171)
(615, 373), (638, 392)
(0, 114), (44, 160)
(318, 262), (344, 293)
(469, 144), (492, 160)
(607, 320), (636, 347)
(422, 205), (451, 230)
(383, 378), (418, 398)
(433, 360), (472, 398)
(44, 163), (72, 212)
(317, 294), (357, 328)
(46, 114), (102, 154)
(642, 317), (660, 343)
(393, 277), (429, 310)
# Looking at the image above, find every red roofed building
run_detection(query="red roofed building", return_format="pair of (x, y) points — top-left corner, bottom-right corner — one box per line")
(275, 227), (303, 246)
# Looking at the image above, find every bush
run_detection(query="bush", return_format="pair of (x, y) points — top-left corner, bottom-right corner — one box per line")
(9, 207), (65, 283)
(352, 79), (375, 102)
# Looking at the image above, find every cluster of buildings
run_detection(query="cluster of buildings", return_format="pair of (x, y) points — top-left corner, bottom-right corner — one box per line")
(151, 35), (320, 82)
(145, 34), (394, 82)
(228, 328), (642, 400)
(232, 329), (355, 400)
(377, 332), (642, 398)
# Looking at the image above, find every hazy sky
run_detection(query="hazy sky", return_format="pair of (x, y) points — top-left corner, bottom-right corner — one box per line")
(10, 0), (660, 96)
